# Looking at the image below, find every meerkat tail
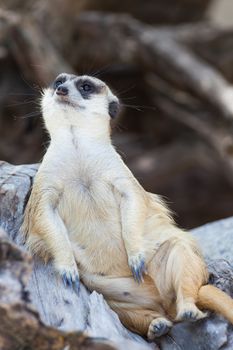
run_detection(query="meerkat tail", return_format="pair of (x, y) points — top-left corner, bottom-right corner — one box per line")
(197, 284), (233, 324)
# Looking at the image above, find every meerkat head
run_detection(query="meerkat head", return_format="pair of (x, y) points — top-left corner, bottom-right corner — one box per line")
(41, 73), (120, 134)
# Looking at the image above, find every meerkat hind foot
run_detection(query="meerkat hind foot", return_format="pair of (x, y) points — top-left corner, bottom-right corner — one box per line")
(176, 303), (207, 322)
(147, 317), (173, 339)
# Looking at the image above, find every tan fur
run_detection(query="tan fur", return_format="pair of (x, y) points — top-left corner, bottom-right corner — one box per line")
(21, 73), (233, 339)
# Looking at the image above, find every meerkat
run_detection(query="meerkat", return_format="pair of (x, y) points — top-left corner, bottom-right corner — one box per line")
(22, 73), (233, 339)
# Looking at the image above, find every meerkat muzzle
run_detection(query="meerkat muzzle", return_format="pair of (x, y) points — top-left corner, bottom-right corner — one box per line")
(56, 86), (68, 96)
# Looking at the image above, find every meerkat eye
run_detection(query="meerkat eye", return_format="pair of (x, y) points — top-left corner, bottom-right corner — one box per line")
(76, 80), (96, 99)
(80, 83), (93, 92)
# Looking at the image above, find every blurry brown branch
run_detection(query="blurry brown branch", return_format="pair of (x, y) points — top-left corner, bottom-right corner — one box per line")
(147, 73), (233, 185)
(0, 8), (72, 85)
(71, 13), (233, 117)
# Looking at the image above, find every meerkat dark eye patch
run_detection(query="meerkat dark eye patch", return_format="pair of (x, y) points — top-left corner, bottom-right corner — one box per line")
(109, 101), (120, 119)
(53, 75), (67, 89)
(81, 83), (93, 92)
(75, 79), (102, 99)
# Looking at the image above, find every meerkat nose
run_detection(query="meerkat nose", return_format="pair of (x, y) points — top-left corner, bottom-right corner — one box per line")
(56, 86), (69, 96)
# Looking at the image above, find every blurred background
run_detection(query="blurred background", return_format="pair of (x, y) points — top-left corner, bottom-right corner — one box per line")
(0, 0), (233, 229)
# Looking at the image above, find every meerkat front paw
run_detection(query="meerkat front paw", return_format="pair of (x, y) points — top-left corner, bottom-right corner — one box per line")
(61, 268), (80, 294)
(128, 252), (146, 283)
(55, 261), (80, 294)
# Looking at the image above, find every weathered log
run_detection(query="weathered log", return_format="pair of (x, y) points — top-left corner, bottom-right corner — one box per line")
(192, 216), (233, 264)
(1, 160), (233, 349)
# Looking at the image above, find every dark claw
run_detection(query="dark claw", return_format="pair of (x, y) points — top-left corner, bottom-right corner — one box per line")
(183, 311), (192, 319)
(61, 272), (80, 295)
(131, 258), (146, 284)
(74, 275), (80, 294)
(153, 322), (170, 337)
(62, 272), (72, 287)
(182, 311), (197, 322)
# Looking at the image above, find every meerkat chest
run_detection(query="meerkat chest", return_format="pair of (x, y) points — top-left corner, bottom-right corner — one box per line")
(58, 160), (126, 274)
(56, 143), (122, 229)
(63, 171), (117, 215)
(42, 135), (128, 273)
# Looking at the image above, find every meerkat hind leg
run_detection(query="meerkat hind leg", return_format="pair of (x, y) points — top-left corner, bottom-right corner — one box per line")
(176, 290), (207, 322)
(147, 237), (207, 323)
(174, 252), (207, 322)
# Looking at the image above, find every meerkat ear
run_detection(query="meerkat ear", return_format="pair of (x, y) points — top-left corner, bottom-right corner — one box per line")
(108, 100), (120, 119)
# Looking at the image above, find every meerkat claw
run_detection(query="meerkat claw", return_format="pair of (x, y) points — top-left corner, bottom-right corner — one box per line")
(61, 271), (80, 294)
(129, 255), (146, 283)
(74, 276), (80, 292)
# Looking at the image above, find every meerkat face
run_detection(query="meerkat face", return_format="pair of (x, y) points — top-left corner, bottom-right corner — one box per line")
(41, 73), (119, 129)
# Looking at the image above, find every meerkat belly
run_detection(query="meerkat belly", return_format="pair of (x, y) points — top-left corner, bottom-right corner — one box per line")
(58, 176), (129, 276)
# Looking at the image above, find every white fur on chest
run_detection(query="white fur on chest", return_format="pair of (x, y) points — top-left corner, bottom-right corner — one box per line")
(40, 127), (128, 274)
(43, 128), (120, 177)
